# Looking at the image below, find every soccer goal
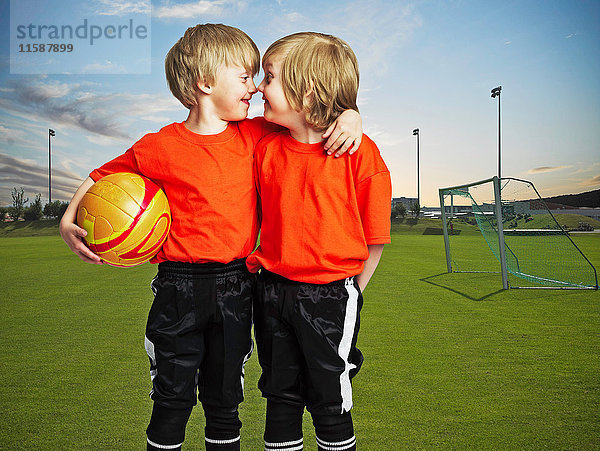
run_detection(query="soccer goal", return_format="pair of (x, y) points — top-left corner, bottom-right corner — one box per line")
(438, 176), (598, 290)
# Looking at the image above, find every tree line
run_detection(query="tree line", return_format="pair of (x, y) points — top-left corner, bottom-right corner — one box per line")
(2, 186), (422, 223)
(391, 201), (421, 220)
(1, 187), (68, 222)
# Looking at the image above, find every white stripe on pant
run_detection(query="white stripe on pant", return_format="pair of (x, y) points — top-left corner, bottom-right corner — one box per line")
(338, 278), (359, 413)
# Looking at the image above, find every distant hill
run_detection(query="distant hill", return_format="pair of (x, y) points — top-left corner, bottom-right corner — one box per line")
(543, 189), (600, 208)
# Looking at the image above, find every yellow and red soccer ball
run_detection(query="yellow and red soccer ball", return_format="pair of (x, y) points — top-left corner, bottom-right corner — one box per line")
(76, 173), (171, 267)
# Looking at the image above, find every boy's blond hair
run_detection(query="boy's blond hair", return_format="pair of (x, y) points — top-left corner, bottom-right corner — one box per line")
(166, 23), (260, 108)
(264, 32), (359, 131)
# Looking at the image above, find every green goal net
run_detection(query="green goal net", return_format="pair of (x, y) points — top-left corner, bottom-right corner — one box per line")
(439, 177), (598, 289)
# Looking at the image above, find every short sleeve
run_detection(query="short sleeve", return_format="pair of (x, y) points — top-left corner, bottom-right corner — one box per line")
(353, 136), (392, 244)
(89, 147), (140, 181)
(356, 172), (392, 244)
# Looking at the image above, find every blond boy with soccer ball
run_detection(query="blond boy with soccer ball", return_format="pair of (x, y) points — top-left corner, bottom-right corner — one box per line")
(60, 24), (362, 450)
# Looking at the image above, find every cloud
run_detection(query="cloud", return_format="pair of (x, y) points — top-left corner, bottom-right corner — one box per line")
(85, 134), (124, 147)
(527, 166), (571, 174)
(0, 78), (130, 140)
(139, 115), (176, 123)
(0, 117), (73, 154)
(0, 153), (84, 204)
(0, 153), (82, 182)
(153, 0), (244, 19)
(284, 11), (306, 23)
(580, 175), (600, 187)
(0, 77), (180, 142)
(82, 60), (128, 74)
(267, 0), (421, 76)
(363, 122), (404, 151)
(570, 162), (600, 175)
(0, 125), (31, 147)
(93, 0), (151, 15)
(357, 86), (377, 107)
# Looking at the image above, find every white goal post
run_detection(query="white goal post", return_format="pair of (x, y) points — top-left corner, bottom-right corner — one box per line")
(439, 176), (598, 290)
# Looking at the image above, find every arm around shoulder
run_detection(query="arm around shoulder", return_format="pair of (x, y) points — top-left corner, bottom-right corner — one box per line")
(323, 109), (363, 157)
(59, 177), (103, 264)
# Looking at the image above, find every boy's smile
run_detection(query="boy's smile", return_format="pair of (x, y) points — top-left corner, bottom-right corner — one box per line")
(258, 57), (304, 130)
(210, 63), (257, 122)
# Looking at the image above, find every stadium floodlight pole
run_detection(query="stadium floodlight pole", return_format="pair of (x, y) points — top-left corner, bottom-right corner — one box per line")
(49, 128), (55, 203)
(491, 86), (502, 179)
(492, 176), (509, 289)
(413, 128), (420, 210)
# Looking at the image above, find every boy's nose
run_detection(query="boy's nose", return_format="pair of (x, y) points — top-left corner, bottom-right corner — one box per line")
(248, 79), (257, 93)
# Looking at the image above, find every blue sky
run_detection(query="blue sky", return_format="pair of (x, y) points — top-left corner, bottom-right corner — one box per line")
(1, 0), (599, 207)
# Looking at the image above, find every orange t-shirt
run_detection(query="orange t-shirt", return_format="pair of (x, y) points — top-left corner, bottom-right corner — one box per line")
(246, 132), (392, 283)
(90, 118), (277, 264)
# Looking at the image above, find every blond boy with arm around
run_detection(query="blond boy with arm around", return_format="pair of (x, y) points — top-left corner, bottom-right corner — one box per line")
(246, 32), (392, 450)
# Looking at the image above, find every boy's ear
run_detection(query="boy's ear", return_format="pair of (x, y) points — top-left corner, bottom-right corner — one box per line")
(302, 82), (314, 111)
(304, 81), (314, 98)
(197, 79), (213, 95)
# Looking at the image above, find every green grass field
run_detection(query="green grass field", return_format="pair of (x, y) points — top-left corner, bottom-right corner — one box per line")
(0, 226), (599, 449)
